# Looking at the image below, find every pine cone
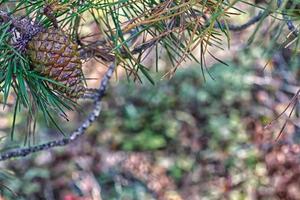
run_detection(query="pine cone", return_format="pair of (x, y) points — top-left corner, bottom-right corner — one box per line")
(26, 28), (85, 99)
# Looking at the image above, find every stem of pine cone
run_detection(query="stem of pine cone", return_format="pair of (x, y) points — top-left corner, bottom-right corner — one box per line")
(0, 10), (42, 34)
(0, 10), (10, 23)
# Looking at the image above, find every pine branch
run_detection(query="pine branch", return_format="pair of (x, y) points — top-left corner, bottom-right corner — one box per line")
(80, 11), (271, 63)
(214, 11), (269, 31)
(277, 0), (299, 37)
(0, 63), (115, 161)
(0, 0), (296, 162)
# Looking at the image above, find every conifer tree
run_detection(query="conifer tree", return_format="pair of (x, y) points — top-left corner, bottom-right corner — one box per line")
(0, 0), (298, 161)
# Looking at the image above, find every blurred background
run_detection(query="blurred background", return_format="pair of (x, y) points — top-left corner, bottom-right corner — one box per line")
(1, 1), (300, 200)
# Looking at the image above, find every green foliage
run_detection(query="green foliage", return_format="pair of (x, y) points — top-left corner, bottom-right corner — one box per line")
(0, 169), (16, 197)
(98, 57), (252, 151)
(91, 52), (266, 199)
(98, 173), (155, 200)
(7, 167), (50, 197)
(0, 48), (284, 198)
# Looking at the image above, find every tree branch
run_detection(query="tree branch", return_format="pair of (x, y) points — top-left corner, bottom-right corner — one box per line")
(214, 11), (269, 31)
(80, 11), (270, 62)
(277, 0), (299, 37)
(0, 3), (291, 162)
(0, 63), (115, 161)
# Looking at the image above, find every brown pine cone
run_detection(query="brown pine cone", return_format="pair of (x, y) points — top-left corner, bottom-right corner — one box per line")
(27, 28), (85, 99)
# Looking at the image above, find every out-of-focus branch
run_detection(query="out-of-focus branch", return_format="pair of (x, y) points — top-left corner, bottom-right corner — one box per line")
(0, 63), (115, 161)
(277, 0), (299, 37)
(214, 11), (269, 31)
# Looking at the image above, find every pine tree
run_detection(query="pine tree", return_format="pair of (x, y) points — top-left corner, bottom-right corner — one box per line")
(0, 0), (298, 160)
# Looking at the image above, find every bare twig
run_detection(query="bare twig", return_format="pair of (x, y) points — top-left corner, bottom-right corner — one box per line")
(0, 63), (115, 161)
